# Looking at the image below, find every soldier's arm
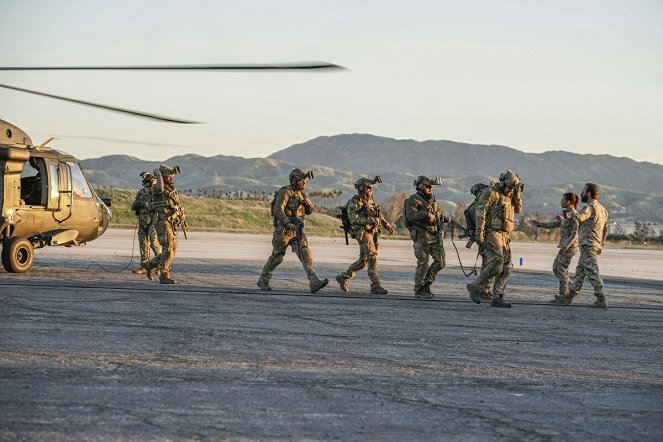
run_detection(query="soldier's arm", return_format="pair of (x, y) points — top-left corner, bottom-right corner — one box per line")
(601, 215), (609, 245)
(273, 188), (290, 226)
(512, 189), (523, 213)
(573, 205), (594, 223)
(152, 169), (165, 194)
(405, 197), (427, 223)
(534, 219), (561, 229)
(301, 191), (314, 215)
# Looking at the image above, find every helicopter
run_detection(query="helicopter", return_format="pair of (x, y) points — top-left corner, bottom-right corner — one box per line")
(0, 62), (343, 273)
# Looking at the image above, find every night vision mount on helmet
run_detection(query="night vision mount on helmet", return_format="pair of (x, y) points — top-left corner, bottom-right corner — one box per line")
(289, 168), (315, 185)
(354, 176), (382, 190)
(0, 119), (112, 273)
(414, 176), (443, 190)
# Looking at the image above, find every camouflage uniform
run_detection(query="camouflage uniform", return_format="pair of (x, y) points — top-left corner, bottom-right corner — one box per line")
(532, 208), (579, 296)
(465, 183), (491, 298)
(131, 186), (162, 271)
(563, 201), (609, 304)
(336, 180), (393, 294)
(405, 179), (447, 297)
(468, 171), (523, 307)
(258, 170), (328, 293)
(146, 167), (184, 284)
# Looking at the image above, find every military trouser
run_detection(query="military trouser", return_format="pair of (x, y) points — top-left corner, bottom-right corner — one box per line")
(147, 217), (177, 278)
(475, 249), (491, 295)
(473, 231), (512, 298)
(570, 245), (605, 299)
(340, 229), (380, 285)
(138, 223), (162, 267)
(260, 225), (321, 284)
(412, 230), (445, 293)
(553, 246), (577, 297)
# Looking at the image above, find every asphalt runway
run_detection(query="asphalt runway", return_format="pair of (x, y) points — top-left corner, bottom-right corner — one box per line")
(1, 230), (662, 440)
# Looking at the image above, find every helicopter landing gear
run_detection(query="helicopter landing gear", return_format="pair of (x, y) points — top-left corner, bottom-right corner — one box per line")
(2, 237), (35, 273)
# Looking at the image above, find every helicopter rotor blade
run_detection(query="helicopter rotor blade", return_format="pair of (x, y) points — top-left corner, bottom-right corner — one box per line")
(0, 62), (345, 71)
(0, 83), (200, 124)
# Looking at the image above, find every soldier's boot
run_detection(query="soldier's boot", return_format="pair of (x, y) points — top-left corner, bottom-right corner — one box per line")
(335, 274), (349, 293)
(146, 267), (155, 281)
(490, 296), (512, 308)
(552, 290), (576, 306)
(370, 283), (388, 295)
(257, 277), (272, 292)
(589, 296), (608, 309)
(159, 273), (176, 284)
(422, 283), (434, 298)
(414, 286), (433, 299)
(467, 283), (482, 304)
(310, 277), (329, 294)
(132, 266), (147, 275)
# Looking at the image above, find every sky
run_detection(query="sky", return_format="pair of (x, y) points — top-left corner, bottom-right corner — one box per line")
(1, 0), (662, 164)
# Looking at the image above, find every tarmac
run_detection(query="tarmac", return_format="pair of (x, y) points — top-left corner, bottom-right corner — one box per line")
(1, 229), (662, 440)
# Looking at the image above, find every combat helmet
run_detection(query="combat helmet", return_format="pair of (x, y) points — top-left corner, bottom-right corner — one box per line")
(414, 175), (443, 191)
(159, 165), (181, 176)
(470, 182), (488, 197)
(354, 175), (382, 191)
(140, 172), (156, 187)
(498, 170), (522, 190)
(289, 168), (314, 185)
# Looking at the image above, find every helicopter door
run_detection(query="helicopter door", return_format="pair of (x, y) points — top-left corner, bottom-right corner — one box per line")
(20, 157), (47, 206)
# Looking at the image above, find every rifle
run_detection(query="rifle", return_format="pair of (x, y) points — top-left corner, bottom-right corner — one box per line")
(290, 217), (304, 256)
(446, 219), (474, 249)
(337, 207), (351, 245)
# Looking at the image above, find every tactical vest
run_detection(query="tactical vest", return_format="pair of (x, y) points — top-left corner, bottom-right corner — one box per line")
(152, 186), (181, 220)
(272, 185), (306, 227)
(405, 193), (440, 232)
(348, 195), (380, 234)
(485, 187), (515, 233)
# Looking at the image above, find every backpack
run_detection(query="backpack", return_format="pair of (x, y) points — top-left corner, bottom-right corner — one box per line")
(270, 187), (287, 227)
(337, 204), (354, 244)
(464, 201), (477, 237)
(402, 198), (414, 230)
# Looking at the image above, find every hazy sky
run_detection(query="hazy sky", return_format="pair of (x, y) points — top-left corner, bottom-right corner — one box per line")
(2, 0), (662, 164)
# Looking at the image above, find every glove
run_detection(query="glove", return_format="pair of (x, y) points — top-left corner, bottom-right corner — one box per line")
(385, 224), (395, 235)
(301, 198), (314, 209)
(475, 230), (485, 244)
(285, 223), (297, 231)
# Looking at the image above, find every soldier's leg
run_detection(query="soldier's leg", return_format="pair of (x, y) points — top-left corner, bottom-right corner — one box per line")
(158, 221), (177, 283)
(293, 233), (328, 292)
(366, 233), (387, 294)
(468, 234), (504, 303)
(337, 235), (369, 293)
(137, 225), (150, 266)
(554, 247), (586, 305)
(413, 236), (431, 294)
(492, 235), (512, 298)
(477, 250), (492, 296)
(423, 237), (445, 288)
(145, 220), (167, 273)
(259, 228), (289, 286)
(148, 224), (162, 257)
(584, 248), (606, 306)
(555, 250), (574, 297)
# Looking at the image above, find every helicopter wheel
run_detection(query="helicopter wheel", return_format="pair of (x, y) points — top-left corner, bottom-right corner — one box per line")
(2, 237), (35, 273)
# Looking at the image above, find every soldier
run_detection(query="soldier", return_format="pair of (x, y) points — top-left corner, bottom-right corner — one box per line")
(404, 176), (450, 299)
(553, 183), (609, 308)
(257, 168), (329, 293)
(336, 177), (394, 294)
(131, 172), (162, 278)
(467, 170), (523, 308)
(145, 165), (185, 284)
(528, 192), (579, 301)
(465, 182), (492, 300)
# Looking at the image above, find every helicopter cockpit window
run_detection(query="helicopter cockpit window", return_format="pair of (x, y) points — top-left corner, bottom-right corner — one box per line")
(67, 162), (93, 199)
(20, 157), (46, 206)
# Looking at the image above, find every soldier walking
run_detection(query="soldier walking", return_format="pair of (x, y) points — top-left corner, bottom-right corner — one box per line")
(146, 165), (185, 284)
(131, 172), (162, 278)
(257, 168), (329, 293)
(528, 192), (579, 300)
(467, 170), (523, 308)
(553, 183), (609, 308)
(336, 177), (394, 294)
(404, 176), (450, 299)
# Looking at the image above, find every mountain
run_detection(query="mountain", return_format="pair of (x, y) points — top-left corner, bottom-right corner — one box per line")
(79, 134), (663, 222)
(268, 134), (663, 193)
